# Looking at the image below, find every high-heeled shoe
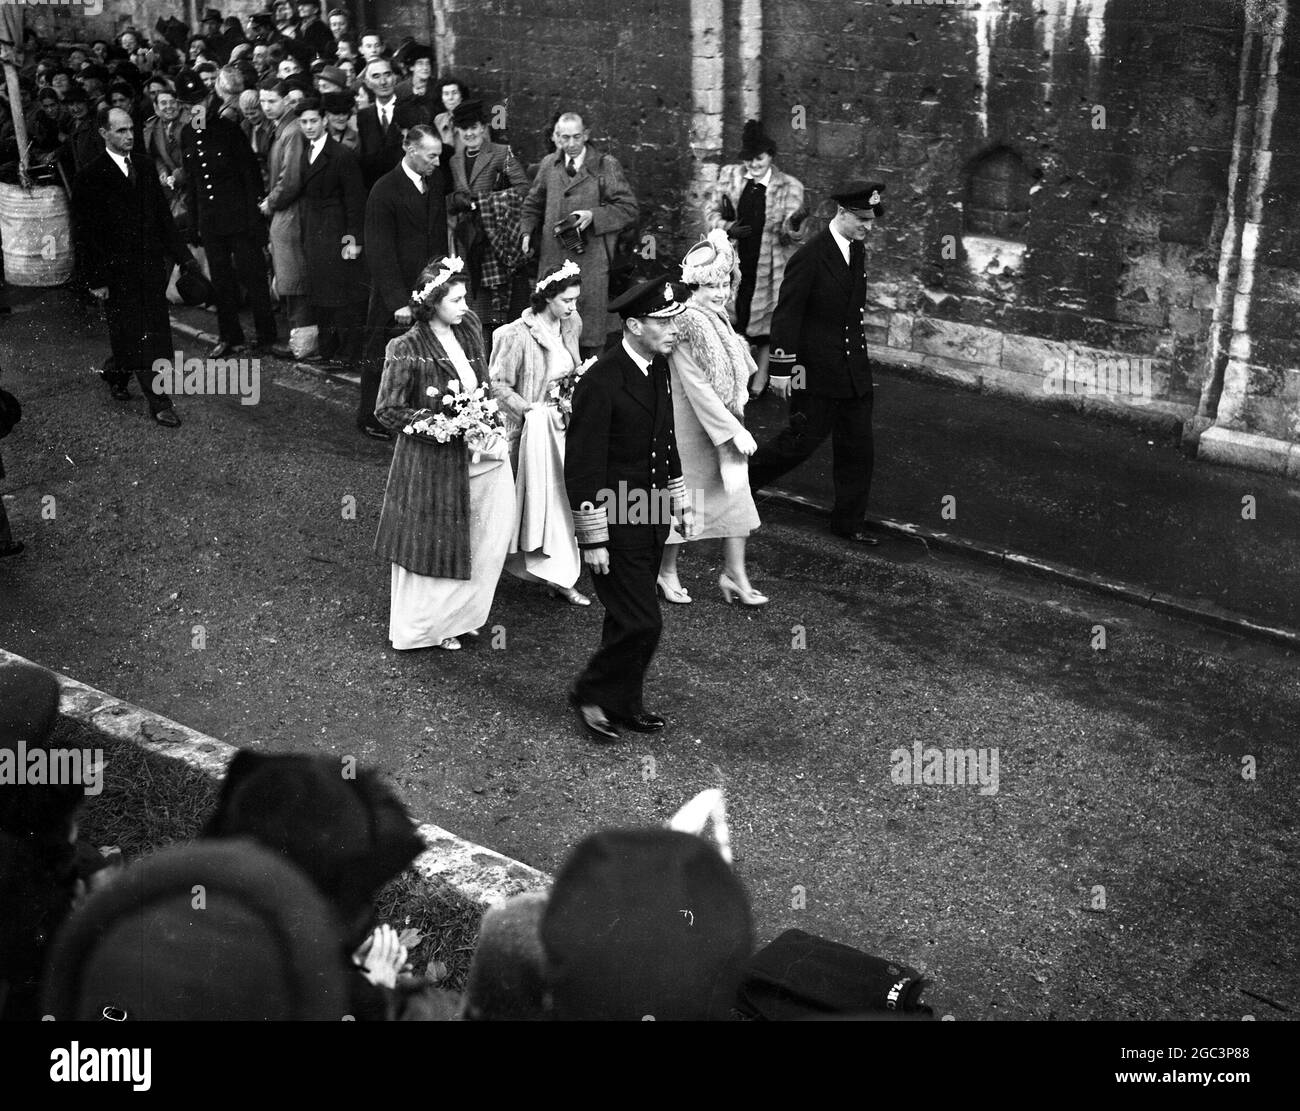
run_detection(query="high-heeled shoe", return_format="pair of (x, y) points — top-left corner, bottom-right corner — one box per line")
(438, 637), (462, 650)
(719, 572), (768, 606)
(547, 585), (591, 606)
(656, 575), (692, 604)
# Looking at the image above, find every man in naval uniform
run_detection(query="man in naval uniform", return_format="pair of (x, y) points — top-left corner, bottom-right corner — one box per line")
(564, 277), (694, 742)
(748, 179), (885, 544)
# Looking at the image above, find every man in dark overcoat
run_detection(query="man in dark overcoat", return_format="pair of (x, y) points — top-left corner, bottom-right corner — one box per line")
(72, 106), (201, 427)
(355, 124), (447, 438)
(296, 97), (367, 364)
(749, 180), (885, 544)
(178, 78), (278, 357)
(564, 277), (693, 742)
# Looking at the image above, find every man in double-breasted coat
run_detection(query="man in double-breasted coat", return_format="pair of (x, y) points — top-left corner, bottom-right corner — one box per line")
(564, 277), (693, 742)
(520, 112), (638, 356)
(73, 106), (201, 426)
(356, 125), (448, 438)
(749, 180), (885, 544)
(180, 83), (278, 356)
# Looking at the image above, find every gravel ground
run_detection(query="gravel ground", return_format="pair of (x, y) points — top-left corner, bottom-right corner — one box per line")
(2, 291), (1297, 1020)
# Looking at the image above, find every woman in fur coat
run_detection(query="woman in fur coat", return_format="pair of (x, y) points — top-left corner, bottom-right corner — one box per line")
(704, 120), (808, 398)
(656, 231), (766, 607)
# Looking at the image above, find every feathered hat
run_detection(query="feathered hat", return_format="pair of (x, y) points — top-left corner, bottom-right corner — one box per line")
(680, 227), (738, 288)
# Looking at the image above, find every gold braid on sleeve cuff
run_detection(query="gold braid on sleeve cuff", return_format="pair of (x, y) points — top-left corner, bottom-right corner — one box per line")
(572, 501), (610, 547)
(768, 345), (797, 371)
(668, 475), (687, 519)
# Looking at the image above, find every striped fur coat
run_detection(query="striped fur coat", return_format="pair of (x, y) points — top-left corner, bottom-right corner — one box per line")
(704, 164), (807, 337)
(373, 315), (489, 579)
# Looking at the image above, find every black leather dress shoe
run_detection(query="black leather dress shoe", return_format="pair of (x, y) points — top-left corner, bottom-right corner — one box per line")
(360, 424), (392, 441)
(153, 408), (182, 428)
(833, 529), (880, 546)
(568, 692), (621, 742)
(109, 384), (131, 401)
(611, 710), (666, 733)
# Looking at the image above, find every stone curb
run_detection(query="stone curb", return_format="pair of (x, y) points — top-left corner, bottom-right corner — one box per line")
(170, 318), (362, 392)
(755, 490), (1300, 652)
(0, 647), (551, 908)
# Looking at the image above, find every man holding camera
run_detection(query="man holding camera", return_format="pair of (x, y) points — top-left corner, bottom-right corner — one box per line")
(519, 112), (638, 358)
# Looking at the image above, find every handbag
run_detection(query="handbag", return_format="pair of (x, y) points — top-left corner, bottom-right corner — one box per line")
(735, 929), (935, 1020)
(716, 190), (736, 224)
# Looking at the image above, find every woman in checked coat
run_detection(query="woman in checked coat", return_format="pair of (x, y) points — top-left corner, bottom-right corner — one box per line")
(704, 120), (808, 397)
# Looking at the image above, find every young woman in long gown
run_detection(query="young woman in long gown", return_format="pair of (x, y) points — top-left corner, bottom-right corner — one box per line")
(374, 256), (515, 650)
(489, 259), (590, 607)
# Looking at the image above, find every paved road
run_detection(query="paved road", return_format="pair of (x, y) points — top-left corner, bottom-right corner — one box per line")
(2, 289), (1297, 1020)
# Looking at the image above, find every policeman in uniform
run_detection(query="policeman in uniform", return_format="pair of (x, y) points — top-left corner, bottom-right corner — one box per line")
(565, 277), (694, 742)
(749, 180), (885, 543)
(178, 73), (279, 357)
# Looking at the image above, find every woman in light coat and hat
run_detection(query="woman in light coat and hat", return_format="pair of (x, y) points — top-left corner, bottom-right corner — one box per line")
(705, 120), (808, 398)
(656, 230), (766, 606)
(489, 259), (591, 607)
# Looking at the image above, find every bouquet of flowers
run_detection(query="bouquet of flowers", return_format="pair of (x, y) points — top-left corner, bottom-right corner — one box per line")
(403, 379), (504, 456)
(546, 356), (598, 420)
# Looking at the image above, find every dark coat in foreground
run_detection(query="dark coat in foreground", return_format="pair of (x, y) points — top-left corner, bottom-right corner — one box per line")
(373, 315), (488, 579)
(298, 137), (367, 307)
(71, 151), (192, 371)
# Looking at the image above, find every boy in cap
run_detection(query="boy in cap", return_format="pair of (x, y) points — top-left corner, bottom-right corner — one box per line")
(564, 276), (693, 741)
(749, 179), (886, 544)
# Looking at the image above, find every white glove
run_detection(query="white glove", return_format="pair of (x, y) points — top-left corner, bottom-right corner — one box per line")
(731, 428), (758, 456)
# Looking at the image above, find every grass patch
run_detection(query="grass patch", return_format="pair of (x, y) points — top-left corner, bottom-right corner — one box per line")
(60, 717), (484, 993)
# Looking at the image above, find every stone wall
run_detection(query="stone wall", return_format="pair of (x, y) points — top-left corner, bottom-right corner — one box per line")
(26, 0), (1300, 473)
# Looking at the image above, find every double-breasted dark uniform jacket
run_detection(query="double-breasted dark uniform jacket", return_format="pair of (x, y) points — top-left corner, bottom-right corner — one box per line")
(564, 340), (687, 717)
(180, 107), (266, 242)
(298, 136), (366, 308)
(565, 342), (686, 551)
(767, 228), (872, 397)
(71, 151), (193, 371)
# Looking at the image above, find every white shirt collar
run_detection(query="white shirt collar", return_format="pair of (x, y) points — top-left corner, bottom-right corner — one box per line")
(309, 133), (327, 161)
(401, 158), (425, 192)
(622, 337), (651, 375)
(376, 96), (396, 121)
(829, 221), (852, 265)
(747, 166), (772, 188)
(564, 147), (587, 172)
(107, 148), (131, 176)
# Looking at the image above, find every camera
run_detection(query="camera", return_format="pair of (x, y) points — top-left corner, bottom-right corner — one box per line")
(553, 213), (585, 254)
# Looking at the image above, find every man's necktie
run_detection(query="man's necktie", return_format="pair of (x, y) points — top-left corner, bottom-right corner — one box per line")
(380, 106), (389, 130)
(125, 160), (136, 185)
(565, 157), (577, 178)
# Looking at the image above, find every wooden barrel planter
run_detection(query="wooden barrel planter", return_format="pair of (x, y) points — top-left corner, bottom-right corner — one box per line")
(0, 183), (74, 287)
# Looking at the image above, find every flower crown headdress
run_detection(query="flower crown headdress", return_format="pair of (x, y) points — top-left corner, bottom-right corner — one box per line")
(411, 256), (465, 305)
(535, 258), (582, 295)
